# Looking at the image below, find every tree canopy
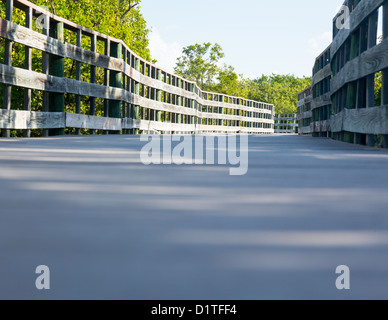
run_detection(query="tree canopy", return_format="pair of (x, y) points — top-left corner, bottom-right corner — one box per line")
(0, 0), (152, 61)
(174, 43), (225, 91)
(248, 74), (312, 113)
(29, 0), (152, 61)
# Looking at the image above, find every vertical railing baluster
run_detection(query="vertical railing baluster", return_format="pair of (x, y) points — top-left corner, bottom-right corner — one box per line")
(108, 41), (122, 134)
(89, 34), (97, 135)
(103, 39), (110, 134)
(42, 10), (50, 137)
(48, 20), (65, 136)
(2, 0), (13, 138)
(75, 29), (82, 135)
(366, 10), (378, 146)
(382, 3), (388, 147)
(23, 5), (32, 138)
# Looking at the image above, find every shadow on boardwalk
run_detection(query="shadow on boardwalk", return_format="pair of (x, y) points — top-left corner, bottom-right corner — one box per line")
(0, 134), (388, 299)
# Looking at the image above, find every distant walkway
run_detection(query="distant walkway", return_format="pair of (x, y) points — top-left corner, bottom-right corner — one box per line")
(1, 135), (388, 299)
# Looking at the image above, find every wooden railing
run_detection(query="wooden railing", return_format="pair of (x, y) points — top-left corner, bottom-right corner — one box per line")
(0, 0), (275, 137)
(330, 0), (388, 147)
(297, 86), (313, 135)
(298, 0), (388, 147)
(274, 113), (298, 134)
(310, 45), (332, 138)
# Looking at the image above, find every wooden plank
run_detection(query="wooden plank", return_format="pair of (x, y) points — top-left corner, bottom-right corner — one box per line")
(329, 106), (388, 134)
(312, 93), (332, 110)
(312, 64), (332, 87)
(331, 37), (388, 94)
(131, 120), (196, 132)
(133, 95), (197, 116)
(0, 63), (125, 100)
(197, 124), (272, 134)
(0, 109), (65, 129)
(300, 126), (313, 134)
(300, 111), (313, 119)
(65, 113), (122, 131)
(200, 112), (273, 124)
(343, 106), (388, 134)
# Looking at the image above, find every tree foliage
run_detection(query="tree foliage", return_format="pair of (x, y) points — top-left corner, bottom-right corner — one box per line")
(174, 43), (225, 91)
(248, 74), (312, 113)
(31, 0), (152, 61)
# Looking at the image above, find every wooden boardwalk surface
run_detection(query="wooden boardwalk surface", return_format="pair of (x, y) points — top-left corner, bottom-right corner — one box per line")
(0, 134), (388, 299)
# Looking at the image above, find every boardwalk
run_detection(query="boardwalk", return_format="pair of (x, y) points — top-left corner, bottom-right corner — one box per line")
(1, 134), (388, 299)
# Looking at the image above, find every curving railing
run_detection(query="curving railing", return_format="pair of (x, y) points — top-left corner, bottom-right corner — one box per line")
(311, 45), (332, 137)
(0, 0), (275, 137)
(297, 85), (313, 135)
(274, 113), (298, 134)
(298, 0), (388, 147)
(330, 0), (388, 147)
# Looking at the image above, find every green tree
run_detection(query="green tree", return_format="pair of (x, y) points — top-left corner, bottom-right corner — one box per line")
(174, 43), (224, 91)
(248, 74), (312, 113)
(30, 0), (152, 61)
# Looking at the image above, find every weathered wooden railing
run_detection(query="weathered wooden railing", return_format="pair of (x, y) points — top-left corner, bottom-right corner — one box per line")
(0, 0), (275, 138)
(330, 0), (388, 147)
(299, 0), (388, 148)
(311, 45), (332, 138)
(274, 113), (298, 133)
(297, 86), (312, 135)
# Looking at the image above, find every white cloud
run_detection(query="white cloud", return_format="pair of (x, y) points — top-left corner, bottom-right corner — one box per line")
(149, 28), (182, 73)
(308, 32), (332, 58)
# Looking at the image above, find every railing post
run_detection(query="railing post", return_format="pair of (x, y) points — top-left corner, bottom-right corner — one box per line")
(42, 12), (50, 137)
(125, 52), (131, 134)
(88, 33), (96, 135)
(109, 41), (122, 134)
(177, 79), (182, 126)
(133, 58), (140, 134)
(122, 50), (127, 121)
(383, 2), (388, 147)
(366, 10), (378, 146)
(156, 69), (162, 122)
(48, 21), (65, 136)
(103, 39), (111, 135)
(23, 5), (32, 138)
(2, 0), (13, 138)
(75, 30), (82, 135)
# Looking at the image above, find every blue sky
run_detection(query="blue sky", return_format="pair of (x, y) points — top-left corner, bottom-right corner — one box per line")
(140, 0), (342, 79)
